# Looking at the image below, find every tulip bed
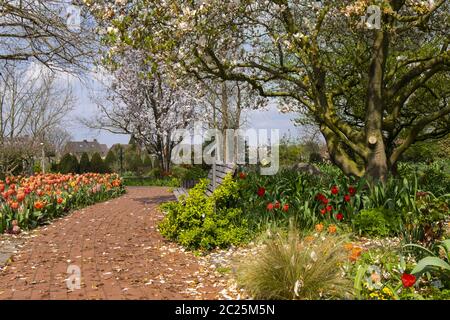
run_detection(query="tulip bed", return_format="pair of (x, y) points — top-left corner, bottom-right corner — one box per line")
(0, 173), (125, 234)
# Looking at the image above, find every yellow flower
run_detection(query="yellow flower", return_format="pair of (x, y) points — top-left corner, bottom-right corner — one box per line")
(382, 287), (394, 297)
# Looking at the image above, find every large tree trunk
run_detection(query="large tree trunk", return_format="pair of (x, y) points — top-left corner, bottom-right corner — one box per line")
(365, 30), (389, 183)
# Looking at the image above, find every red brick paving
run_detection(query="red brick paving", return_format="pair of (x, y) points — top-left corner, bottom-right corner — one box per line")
(0, 187), (220, 300)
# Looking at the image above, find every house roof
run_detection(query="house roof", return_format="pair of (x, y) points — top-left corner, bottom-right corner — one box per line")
(64, 139), (108, 156)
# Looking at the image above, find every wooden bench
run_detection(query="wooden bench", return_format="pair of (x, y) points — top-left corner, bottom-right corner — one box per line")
(173, 163), (236, 201)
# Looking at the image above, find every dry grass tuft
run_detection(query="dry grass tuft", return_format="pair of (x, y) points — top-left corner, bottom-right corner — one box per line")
(237, 225), (353, 300)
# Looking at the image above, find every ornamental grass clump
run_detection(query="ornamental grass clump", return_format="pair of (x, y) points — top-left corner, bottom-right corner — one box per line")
(237, 225), (353, 300)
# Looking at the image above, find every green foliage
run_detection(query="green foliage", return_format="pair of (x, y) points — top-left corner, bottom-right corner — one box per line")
(147, 167), (162, 178)
(406, 240), (450, 277)
(402, 194), (450, 245)
(79, 152), (91, 173)
(142, 154), (152, 167)
(124, 151), (143, 174)
(182, 166), (208, 181)
(279, 143), (303, 167)
(352, 244), (450, 300)
(362, 177), (418, 212)
(237, 225), (353, 299)
(309, 152), (323, 163)
(158, 175), (249, 250)
(398, 161), (450, 196)
(104, 149), (117, 169)
(170, 166), (189, 179)
(33, 162), (42, 173)
(352, 247), (411, 300)
(90, 152), (107, 173)
(237, 167), (361, 232)
(352, 208), (400, 237)
(401, 142), (440, 163)
(235, 164), (448, 241)
(122, 176), (180, 187)
(58, 153), (79, 174)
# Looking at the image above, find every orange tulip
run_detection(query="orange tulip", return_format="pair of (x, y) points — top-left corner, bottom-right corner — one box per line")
(34, 201), (45, 210)
(328, 224), (337, 234)
(349, 247), (363, 262)
(344, 243), (354, 251)
(10, 201), (19, 210)
(315, 223), (324, 232)
(16, 192), (26, 202)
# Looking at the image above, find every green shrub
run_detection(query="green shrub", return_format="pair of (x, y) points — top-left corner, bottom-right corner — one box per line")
(170, 166), (189, 179)
(398, 161), (450, 196)
(58, 153), (79, 173)
(182, 166), (208, 181)
(158, 175), (249, 250)
(237, 225), (353, 299)
(90, 152), (107, 173)
(352, 208), (395, 237)
(147, 167), (162, 178)
(79, 152), (90, 173)
(122, 176), (180, 187)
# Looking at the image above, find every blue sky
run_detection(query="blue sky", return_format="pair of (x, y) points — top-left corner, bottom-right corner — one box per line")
(68, 76), (302, 147)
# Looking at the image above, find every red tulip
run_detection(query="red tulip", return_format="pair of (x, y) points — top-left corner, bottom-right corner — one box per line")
(239, 172), (247, 179)
(326, 205), (333, 212)
(257, 187), (266, 197)
(274, 201), (280, 209)
(282, 204), (289, 212)
(320, 208), (326, 215)
(401, 273), (416, 288)
(315, 193), (325, 201)
(267, 203), (274, 211)
(336, 213), (344, 221)
(331, 185), (339, 195)
(344, 194), (351, 202)
(348, 186), (357, 196)
(322, 198), (329, 205)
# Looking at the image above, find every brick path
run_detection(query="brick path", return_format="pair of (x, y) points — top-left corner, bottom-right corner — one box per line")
(0, 187), (221, 300)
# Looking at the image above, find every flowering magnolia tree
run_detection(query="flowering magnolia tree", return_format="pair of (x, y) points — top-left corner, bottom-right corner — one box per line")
(85, 0), (449, 182)
(88, 50), (200, 173)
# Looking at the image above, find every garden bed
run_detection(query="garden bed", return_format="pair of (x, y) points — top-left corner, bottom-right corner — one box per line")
(158, 162), (450, 300)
